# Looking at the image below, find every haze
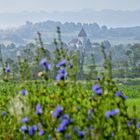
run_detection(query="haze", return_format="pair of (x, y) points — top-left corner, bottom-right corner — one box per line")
(0, 0), (140, 29)
(0, 0), (140, 12)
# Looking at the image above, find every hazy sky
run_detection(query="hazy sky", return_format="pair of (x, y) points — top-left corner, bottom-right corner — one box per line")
(0, 0), (140, 12)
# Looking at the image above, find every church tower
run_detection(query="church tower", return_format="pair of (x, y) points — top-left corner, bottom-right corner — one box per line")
(78, 27), (87, 48)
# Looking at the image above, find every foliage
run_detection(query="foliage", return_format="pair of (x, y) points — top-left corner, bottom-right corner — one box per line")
(0, 28), (140, 140)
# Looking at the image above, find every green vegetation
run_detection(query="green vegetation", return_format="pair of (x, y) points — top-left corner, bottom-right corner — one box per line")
(0, 28), (140, 139)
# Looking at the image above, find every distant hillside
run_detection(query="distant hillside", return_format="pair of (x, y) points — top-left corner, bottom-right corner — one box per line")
(0, 9), (140, 29)
(0, 21), (140, 45)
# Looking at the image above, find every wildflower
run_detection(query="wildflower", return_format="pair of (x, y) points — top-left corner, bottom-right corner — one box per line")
(56, 68), (67, 81)
(30, 125), (37, 131)
(36, 104), (43, 114)
(57, 119), (69, 132)
(79, 131), (86, 138)
(2, 111), (7, 117)
(137, 122), (140, 128)
(39, 58), (51, 70)
(88, 109), (93, 115)
(21, 125), (27, 133)
(105, 110), (111, 118)
(122, 95), (127, 100)
(77, 107), (80, 111)
(52, 105), (63, 118)
(127, 120), (131, 126)
(105, 109), (119, 118)
(97, 76), (100, 80)
(60, 114), (69, 121)
(28, 128), (33, 136)
(39, 58), (47, 65)
(110, 109), (119, 115)
(22, 117), (28, 123)
(38, 129), (44, 136)
(28, 125), (37, 136)
(111, 132), (115, 137)
(115, 91), (122, 96)
(88, 115), (92, 120)
(5, 67), (10, 73)
(19, 89), (28, 95)
(92, 83), (102, 94)
(73, 127), (79, 133)
(57, 59), (66, 67)
(70, 63), (74, 68)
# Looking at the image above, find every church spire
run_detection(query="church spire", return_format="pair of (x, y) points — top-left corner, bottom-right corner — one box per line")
(78, 27), (87, 37)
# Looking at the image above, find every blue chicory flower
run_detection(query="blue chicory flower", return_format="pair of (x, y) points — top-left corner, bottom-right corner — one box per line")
(38, 129), (44, 136)
(136, 122), (140, 128)
(30, 125), (37, 131)
(2, 111), (7, 117)
(22, 117), (28, 123)
(92, 83), (102, 94)
(39, 58), (51, 70)
(56, 68), (67, 81)
(105, 109), (119, 118)
(57, 119), (69, 132)
(36, 104), (43, 114)
(110, 109), (119, 115)
(122, 95), (128, 100)
(105, 110), (112, 118)
(57, 59), (67, 67)
(39, 58), (47, 65)
(115, 91), (122, 96)
(52, 105), (63, 118)
(21, 125), (27, 133)
(70, 63), (74, 68)
(20, 89), (28, 95)
(5, 67), (10, 73)
(79, 131), (86, 137)
(73, 127), (79, 133)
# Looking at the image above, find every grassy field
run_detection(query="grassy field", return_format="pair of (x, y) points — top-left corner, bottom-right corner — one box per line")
(0, 80), (140, 139)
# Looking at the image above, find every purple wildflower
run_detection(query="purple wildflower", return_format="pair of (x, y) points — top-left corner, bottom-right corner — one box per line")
(77, 107), (80, 111)
(73, 127), (79, 133)
(38, 129), (44, 136)
(88, 109), (93, 115)
(52, 105), (63, 118)
(60, 114), (69, 121)
(137, 122), (140, 128)
(39, 58), (51, 70)
(36, 104), (43, 114)
(5, 67), (10, 73)
(105, 109), (119, 118)
(57, 119), (69, 132)
(2, 111), (7, 117)
(21, 125), (27, 133)
(105, 111), (111, 118)
(111, 109), (119, 115)
(22, 117), (28, 123)
(56, 68), (67, 81)
(39, 58), (47, 65)
(92, 83), (102, 94)
(79, 131), (86, 137)
(57, 59), (67, 67)
(70, 63), (74, 68)
(115, 91), (122, 97)
(20, 89), (28, 95)
(30, 125), (37, 131)
(97, 76), (100, 80)
(122, 95), (128, 100)
(127, 120), (132, 126)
